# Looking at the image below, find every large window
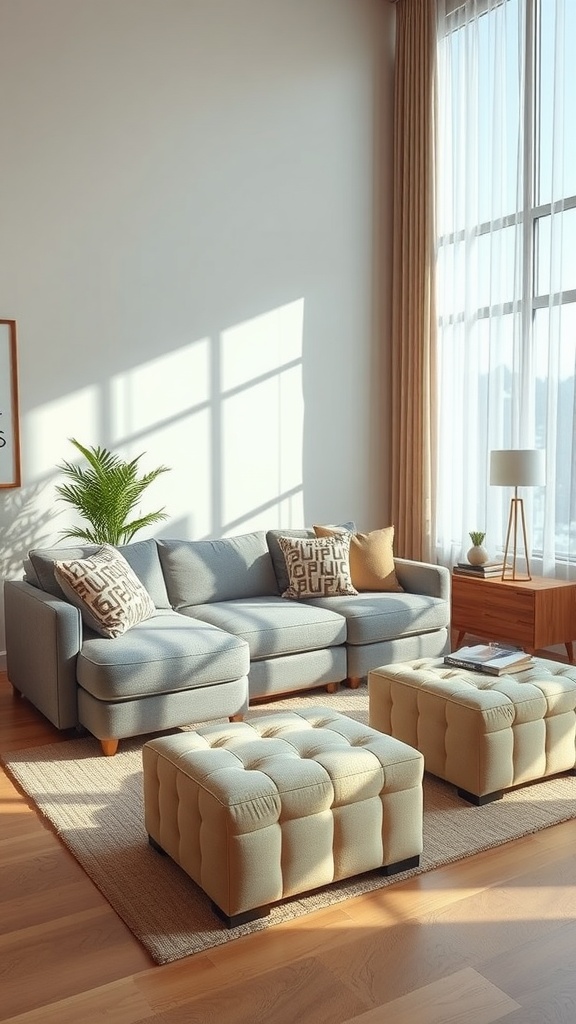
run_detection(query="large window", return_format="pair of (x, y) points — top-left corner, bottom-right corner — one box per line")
(435, 0), (576, 573)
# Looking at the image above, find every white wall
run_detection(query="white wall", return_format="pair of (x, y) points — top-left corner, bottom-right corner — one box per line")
(0, 0), (395, 660)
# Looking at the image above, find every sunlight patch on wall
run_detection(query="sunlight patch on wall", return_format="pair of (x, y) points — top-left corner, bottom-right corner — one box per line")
(110, 338), (211, 439)
(221, 298), (303, 389)
(146, 410), (213, 540)
(220, 299), (304, 533)
(110, 337), (213, 538)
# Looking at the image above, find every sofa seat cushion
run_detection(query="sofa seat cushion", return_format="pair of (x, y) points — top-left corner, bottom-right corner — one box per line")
(179, 596), (347, 660)
(305, 592), (450, 646)
(77, 611), (250, 702)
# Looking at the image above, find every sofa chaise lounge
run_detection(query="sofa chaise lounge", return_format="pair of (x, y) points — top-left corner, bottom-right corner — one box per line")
(4, 527), (450, 754)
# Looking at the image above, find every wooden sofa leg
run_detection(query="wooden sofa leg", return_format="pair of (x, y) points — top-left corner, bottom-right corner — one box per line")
(100, 738), (119, 756)
(326, 682), (338, 694)
(229, 713), (244, 723)
(346, 677), (361, 689)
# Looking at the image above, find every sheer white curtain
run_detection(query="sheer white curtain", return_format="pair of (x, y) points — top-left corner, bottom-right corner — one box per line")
(434, 0), (576, 576)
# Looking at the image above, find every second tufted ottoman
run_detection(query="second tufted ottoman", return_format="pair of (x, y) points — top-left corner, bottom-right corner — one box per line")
(142, 708), (424, 926)
(369, 656), (576, 805)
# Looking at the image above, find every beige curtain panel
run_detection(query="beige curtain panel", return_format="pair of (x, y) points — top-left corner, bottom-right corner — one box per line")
(390, 0), (437, 563)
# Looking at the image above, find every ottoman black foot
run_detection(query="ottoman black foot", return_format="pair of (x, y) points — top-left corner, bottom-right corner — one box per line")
(380, 854), (420, 876)
(457, 787), (503, 806)
(211, 900), (271, 929)
(148, 834), (167, 854)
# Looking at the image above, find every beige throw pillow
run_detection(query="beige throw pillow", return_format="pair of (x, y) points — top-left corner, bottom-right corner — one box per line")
(277, 534), (358, 599)
(53, 545), (156, 638)
(313, 525), (403, 592)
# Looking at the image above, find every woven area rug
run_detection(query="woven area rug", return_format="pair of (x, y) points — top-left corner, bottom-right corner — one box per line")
(3, 684), (575, 965)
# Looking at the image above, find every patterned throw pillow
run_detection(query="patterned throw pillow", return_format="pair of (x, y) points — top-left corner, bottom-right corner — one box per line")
(313, 524), (404, 592)
(53, 545), (156, 638)
(277, 534), (358, 599)
(266, 522), (356, 594)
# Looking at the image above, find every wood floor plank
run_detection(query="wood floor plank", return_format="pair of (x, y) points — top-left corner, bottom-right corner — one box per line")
(317, 916), (470, 1010)
(413, 878), (576, 970)
(495, 979), (576, 1024)
(0, 979), (155, 1024)
(0, 878), (103, 935)
(0, 812), (45, 840)
(0, 828), (61, 863)
(0, 905), (151, 1018)
(136, 905), (355, 1012)
(342, 967), (520, 1024)
(133, 955), (220, 1013)
(145, 956), (368, 1024)
(480, 916), (576, 1003)
(0, 838), (88, 894)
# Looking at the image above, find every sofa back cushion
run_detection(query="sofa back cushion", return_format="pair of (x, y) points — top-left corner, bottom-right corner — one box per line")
(27, 538), (171, 608)
(158, 531), (279, 608)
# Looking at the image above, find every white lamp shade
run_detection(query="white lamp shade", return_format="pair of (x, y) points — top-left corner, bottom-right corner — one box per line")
(489, 449), (546, 487)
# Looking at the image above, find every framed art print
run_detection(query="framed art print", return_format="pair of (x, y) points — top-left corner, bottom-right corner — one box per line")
(0, 319), (21, 488)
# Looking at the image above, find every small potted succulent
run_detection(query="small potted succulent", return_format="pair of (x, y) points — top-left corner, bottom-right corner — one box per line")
(467, 530), (488, 565)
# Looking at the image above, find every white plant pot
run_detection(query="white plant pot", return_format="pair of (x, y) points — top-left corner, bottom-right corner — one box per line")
(467, 545), (489, 565)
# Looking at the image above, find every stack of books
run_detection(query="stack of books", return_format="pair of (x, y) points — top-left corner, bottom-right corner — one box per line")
(444, 644), (533, 676)
(453, 560), (507, 578)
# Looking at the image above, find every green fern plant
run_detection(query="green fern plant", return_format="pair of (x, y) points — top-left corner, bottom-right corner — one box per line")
(469, 530), (486, 546)
(56, 438), (170, 545)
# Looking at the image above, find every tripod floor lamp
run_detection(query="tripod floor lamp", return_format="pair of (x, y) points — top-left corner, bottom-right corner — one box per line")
(489, 449), (546, 581)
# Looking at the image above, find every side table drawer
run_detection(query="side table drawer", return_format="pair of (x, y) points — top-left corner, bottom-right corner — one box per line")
(451, 578), (535, 645)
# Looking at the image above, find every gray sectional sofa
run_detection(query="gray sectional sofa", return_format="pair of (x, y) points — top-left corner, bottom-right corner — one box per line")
(4, 528), (450, 754)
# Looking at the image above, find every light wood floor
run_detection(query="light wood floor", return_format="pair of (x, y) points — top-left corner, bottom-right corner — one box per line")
(1, 666), (575, 1024)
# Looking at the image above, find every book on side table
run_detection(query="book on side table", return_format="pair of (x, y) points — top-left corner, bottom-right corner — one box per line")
(452, 561), (509, 578)
(444, 644), (534, 676)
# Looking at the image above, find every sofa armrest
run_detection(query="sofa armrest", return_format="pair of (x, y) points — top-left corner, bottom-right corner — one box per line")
(4, 579), (82, 730)
(393, 559), (451, 602)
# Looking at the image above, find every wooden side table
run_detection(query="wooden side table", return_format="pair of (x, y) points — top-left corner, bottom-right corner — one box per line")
(451, 573), (576, 663)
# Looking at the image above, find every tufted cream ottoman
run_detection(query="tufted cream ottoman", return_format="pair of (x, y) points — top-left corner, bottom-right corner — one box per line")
(142, 708), (424, 926)
(369, 657), (576, 805)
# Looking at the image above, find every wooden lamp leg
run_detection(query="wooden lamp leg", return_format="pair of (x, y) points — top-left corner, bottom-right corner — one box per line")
(502, 494), (531, 581)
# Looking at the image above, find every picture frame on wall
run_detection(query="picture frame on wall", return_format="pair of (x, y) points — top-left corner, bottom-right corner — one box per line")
(0, 319), (21, 489)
